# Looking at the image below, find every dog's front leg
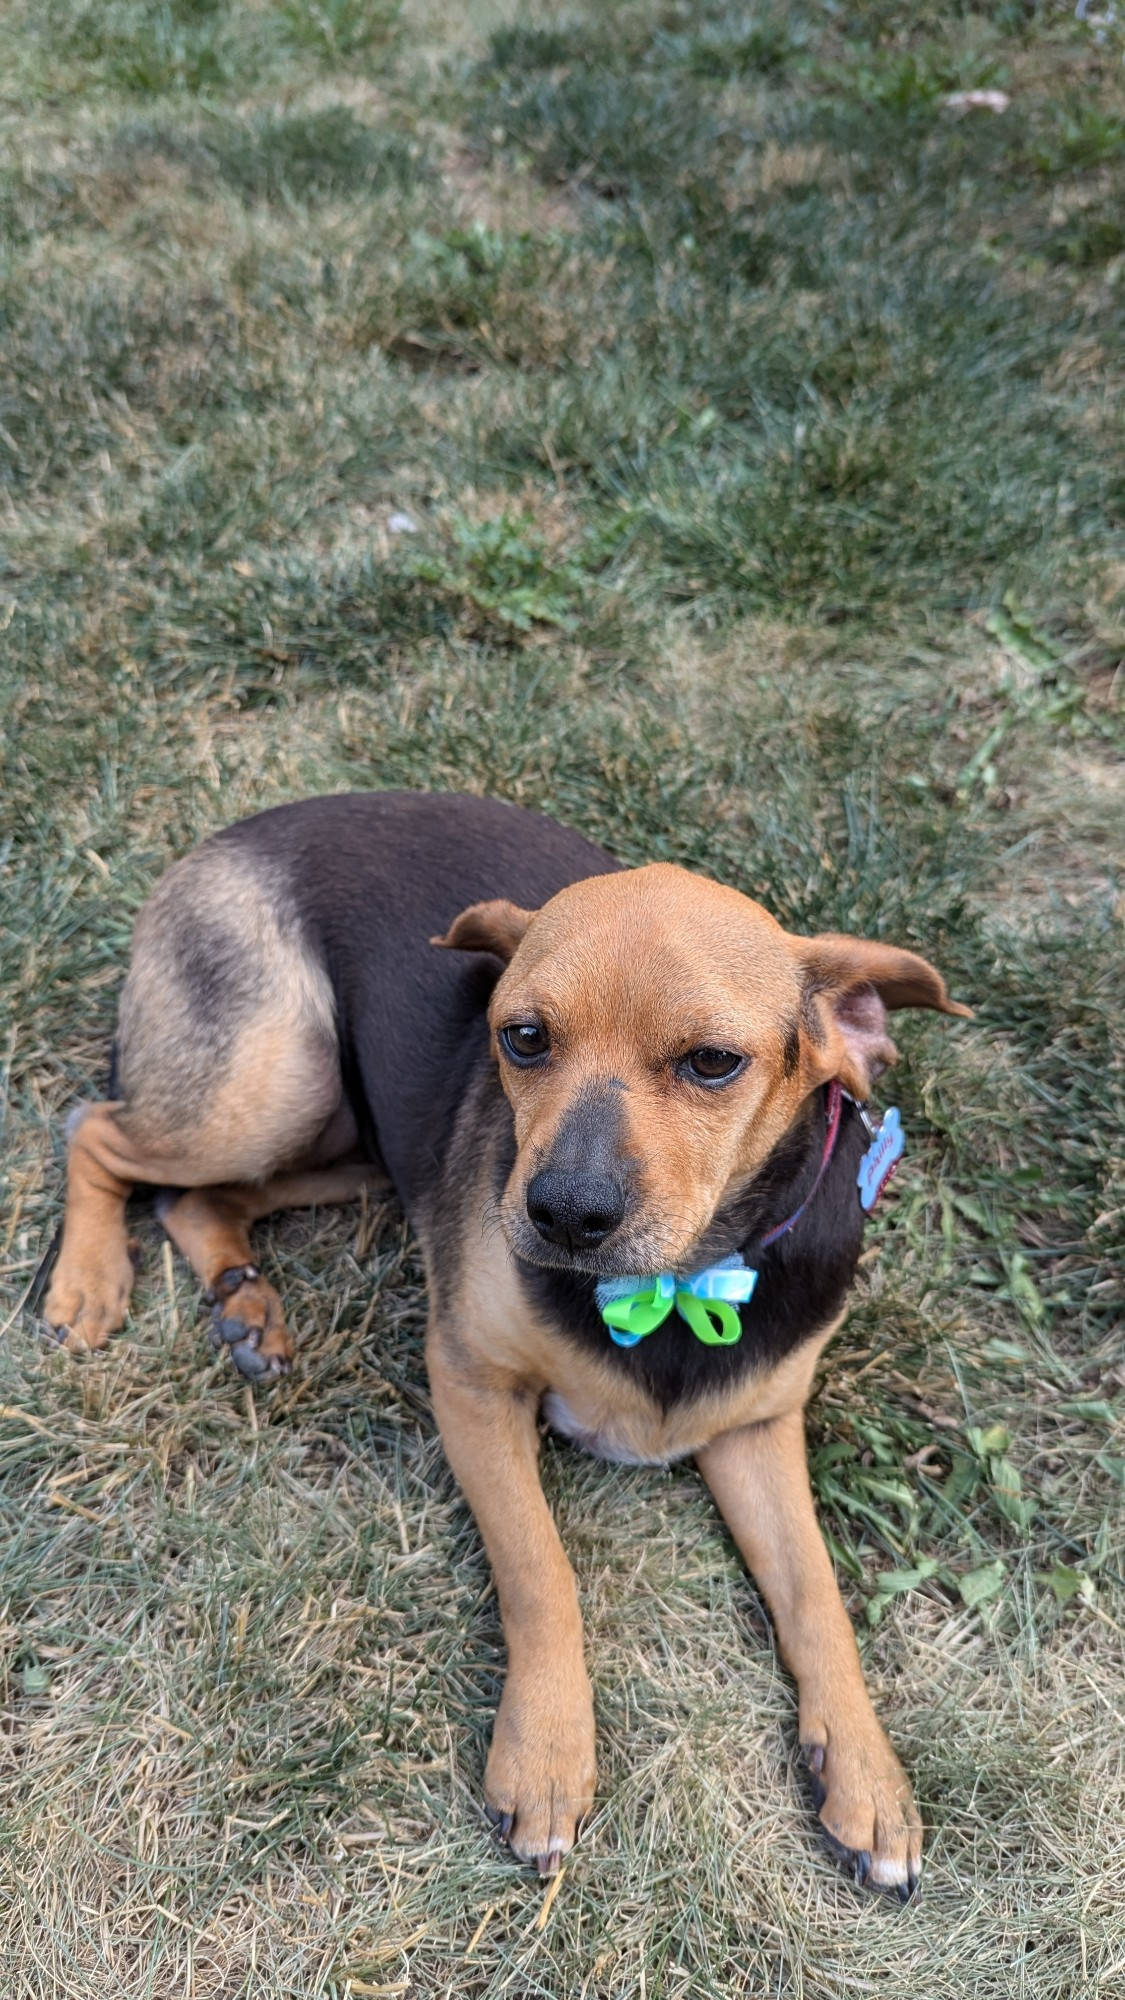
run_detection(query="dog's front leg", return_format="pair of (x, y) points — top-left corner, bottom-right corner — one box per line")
(427, 1326), (595, 1874)
(697, 1410), (922, 1897)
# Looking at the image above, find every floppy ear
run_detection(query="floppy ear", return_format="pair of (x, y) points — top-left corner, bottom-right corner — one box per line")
(431, 898), (536, 963)
(793, 934), (972, 1100)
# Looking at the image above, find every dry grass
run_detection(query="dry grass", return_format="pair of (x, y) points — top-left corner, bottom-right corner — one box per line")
(2, 1206), (1123, 1998)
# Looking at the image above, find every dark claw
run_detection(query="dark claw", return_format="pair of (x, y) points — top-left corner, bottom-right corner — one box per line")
(537, 1848), (563, 1877)
(896, 1881), (913, 1905)
(802, 1741), (828, 1809)
(28, 1225), (63, 1313)
(485, 1805), (514, 1843)
(854, 1850), (872, 1888)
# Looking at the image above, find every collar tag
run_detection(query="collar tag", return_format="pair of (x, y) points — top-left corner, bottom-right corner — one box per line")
(856, 1106), (905, 1211)
(596, 1255), (756, 1349)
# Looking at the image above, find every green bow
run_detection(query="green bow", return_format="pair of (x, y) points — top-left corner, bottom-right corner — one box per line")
(598, 1271), (748, 1348)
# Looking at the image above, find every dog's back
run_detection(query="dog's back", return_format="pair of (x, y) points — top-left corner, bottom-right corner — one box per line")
(119, 790), (618, 1214)
(206, 792), (619, 1209)
(48, 792), (615, 1371)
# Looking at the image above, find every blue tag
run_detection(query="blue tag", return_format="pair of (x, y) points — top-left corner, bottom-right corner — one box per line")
(856, 1106), (905, 1211)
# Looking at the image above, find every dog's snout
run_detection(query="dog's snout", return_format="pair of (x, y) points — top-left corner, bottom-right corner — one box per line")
(526, 1170), (626, 1253)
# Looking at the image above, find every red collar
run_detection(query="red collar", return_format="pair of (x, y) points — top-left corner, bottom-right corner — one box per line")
(758, 1081), (845, 1250)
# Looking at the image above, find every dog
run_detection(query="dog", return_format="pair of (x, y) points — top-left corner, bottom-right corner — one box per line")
(42, 790), (970, 1895)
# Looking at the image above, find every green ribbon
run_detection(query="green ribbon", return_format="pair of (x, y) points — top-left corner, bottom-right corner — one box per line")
(599, 1281), (743, 1348)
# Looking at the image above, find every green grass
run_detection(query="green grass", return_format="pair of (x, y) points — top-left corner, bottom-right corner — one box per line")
(1, 0), (1123, 1993)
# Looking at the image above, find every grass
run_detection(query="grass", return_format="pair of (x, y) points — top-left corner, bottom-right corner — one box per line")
(0, 0), (1123, 1992)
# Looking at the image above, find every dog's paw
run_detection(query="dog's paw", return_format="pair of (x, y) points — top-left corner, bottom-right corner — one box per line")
(801, 1712), (922, 1901)
(207, 1267), (294, 1381)
(44, 1242), (136, 1352)
(484, 1675), (596, 1875)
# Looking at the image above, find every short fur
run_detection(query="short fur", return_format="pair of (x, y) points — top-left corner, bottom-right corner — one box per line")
(42, 790), (970, 1897)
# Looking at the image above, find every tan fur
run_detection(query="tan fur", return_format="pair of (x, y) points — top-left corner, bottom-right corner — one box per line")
(427, 861), (964, 1883)
(44, 841), (352, 1350)
(44, 1104), (141, 1351)
(428, 1224), (918, 1883)
(698, 1415), (923, 1887)
(45, 1093), (367, 1353)
(427, 1313), (596, 1870)
(450, 865), (967, 1277)
(117, 842), (338, 1151)
(160, 1166), (380, 1368)
(434, 1220), (839, 1464)
(434, 898), (534, 962)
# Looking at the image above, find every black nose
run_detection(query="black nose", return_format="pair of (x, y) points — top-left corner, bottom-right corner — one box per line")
(526, 1170), (627, 1252)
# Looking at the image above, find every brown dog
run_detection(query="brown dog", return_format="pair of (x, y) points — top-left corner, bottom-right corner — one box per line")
(41, 792), (969, 1895)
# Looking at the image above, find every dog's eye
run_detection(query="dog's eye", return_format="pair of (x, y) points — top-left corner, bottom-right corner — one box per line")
(682, 1047), (745, 1085)
(499, 1022), (550, 1065)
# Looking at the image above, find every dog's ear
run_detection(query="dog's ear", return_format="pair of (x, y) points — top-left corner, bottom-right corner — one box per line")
(792, 934), (972, 1099)
(431, 899), (537, 963)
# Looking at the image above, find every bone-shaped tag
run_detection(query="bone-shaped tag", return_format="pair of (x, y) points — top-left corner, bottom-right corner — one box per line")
(857, 1106), (905, 1212)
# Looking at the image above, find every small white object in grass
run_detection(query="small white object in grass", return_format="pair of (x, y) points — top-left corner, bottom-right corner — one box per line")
(387, 510), (418, 535)
(944, 90), (1010, 113)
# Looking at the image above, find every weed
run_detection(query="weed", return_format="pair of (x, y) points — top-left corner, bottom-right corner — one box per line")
(408, 510), (594, 632)
(1033, 104), (1125, 174)
(52, 0), (239, 95)
(279, 0), (399, 64)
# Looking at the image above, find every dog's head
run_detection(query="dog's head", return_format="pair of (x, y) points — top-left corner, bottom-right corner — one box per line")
(436, 864), (970, 1277)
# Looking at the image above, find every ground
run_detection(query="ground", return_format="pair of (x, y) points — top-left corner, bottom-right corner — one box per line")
(1, 1), (1123, 1994)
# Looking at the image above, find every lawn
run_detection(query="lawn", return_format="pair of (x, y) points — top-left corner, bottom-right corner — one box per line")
(1, 0), (1123, 1993)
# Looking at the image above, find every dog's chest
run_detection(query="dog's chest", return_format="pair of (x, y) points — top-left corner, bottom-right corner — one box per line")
(538, 1319), (838, 1466)
(442, 1209), (844, 1466)
(541, 1388), (695, 1465)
